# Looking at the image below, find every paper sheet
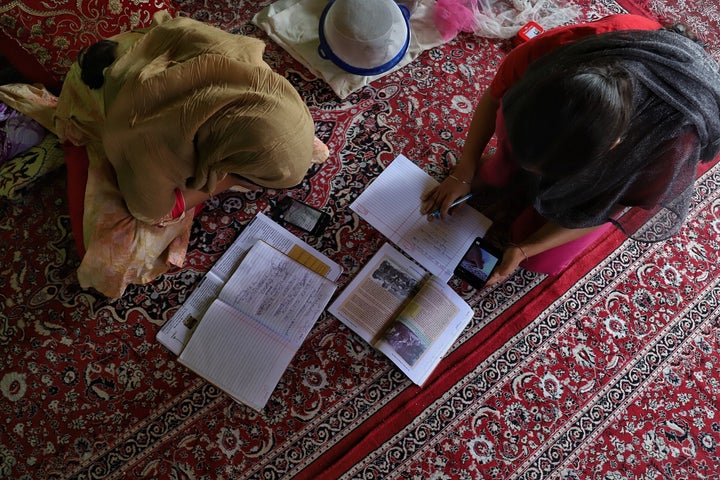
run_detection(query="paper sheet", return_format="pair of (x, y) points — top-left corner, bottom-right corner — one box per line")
(329, 242), (428, 345)
(328, 242), (474, 386)
(178, 300), (295, 411)
(178, 241), (337, 410)
(351, 155), (492, 282)
(216, 241), (336, 346)
(157, 212), (342, 355)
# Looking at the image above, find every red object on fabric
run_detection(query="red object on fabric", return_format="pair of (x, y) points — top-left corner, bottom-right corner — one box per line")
(515, 21), (544, 43)
(63, 144), (89, 258)
(489, 14), (662, 99)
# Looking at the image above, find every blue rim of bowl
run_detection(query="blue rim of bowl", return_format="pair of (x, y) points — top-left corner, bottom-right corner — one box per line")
(318, 2), (411, 76)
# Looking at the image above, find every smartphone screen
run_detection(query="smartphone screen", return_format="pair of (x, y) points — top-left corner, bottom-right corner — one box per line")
(454, 238), (501, 289)
(272, 196), (331, 235)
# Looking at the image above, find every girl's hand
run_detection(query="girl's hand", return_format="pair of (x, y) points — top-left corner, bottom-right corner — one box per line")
(420, 176), (472, 220)
(485, 245), (527, 286)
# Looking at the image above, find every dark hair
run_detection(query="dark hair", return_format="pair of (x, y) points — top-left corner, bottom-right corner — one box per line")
(503, 59), (633, 179)
(78, 39), (118, 89)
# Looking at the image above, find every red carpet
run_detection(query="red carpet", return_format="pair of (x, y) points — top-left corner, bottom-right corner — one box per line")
(2, 0), (720, 478)
(616, 0), (720, 60)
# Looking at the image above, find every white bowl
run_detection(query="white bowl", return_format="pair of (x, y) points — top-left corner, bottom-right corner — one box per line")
(318, 0), (411, 76)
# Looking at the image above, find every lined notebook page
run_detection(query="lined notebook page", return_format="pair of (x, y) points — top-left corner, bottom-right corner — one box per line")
(178, 240), (337, 410)
(178, 300), (295, 411)
(350, 155), (492, 282)
(218, 241), (336, 346)
(213, 212), (342, 282)
(157, 213), (342, 355)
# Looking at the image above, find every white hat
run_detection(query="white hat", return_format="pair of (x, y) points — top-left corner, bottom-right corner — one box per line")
(318, 0), (411, 76)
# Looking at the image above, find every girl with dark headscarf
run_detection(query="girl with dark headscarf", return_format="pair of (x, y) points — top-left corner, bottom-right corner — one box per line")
(421, 14), (720, 286)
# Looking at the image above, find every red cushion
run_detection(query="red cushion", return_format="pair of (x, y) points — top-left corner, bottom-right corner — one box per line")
(0, 29), (60, 90)
(63, 145), (89, 258)
(0, 1), (176, 91)
(1, 2), (176, 257)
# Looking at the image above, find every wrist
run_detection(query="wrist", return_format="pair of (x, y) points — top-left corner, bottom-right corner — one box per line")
(508, 243), (529, 261)
(450, 162), (475, 184)
(447, 173), (472, 185)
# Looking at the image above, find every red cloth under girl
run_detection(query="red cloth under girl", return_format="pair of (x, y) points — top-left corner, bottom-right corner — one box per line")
(478, 14), (662, 275)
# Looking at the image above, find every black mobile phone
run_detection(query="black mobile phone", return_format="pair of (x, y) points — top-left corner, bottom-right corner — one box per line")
(271, 196), (331, 235)
(454, 237), (502, 289)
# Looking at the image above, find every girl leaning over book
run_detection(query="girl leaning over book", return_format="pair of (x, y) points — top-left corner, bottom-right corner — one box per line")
(421, 14), (720, 285)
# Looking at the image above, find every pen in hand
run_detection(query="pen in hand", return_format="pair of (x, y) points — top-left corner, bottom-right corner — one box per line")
(429, 193), (473, 218)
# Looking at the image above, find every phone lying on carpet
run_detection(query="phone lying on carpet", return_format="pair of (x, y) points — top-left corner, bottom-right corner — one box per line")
(271, 196), (331, 236)
(454, 237), (502, 289)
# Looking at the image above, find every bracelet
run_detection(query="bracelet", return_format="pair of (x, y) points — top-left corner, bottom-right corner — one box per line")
(509, 243), (529, 260)
(448, 174), (472, 185)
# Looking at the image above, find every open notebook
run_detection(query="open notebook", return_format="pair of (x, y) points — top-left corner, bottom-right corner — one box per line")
(350, 154), (492, 282)
(157, 213), (341, 410)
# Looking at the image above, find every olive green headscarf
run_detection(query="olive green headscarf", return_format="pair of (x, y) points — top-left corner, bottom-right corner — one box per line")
(101, 13), (315, 223)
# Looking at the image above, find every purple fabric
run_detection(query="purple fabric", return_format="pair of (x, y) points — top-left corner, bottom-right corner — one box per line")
(0, 102), (46, 164)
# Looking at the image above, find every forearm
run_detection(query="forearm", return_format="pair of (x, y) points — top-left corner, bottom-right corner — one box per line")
(420, 89), (500, 219)
(514, 203), (626, 257)
(182, 174), (258, 212)
(487, 220), (605, 285)
(452, 89), (500, 181)
(512, 222), (603, 258)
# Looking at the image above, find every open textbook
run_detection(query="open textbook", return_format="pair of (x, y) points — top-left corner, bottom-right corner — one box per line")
(350, 154), (492, 282)
(329, 243), (474, 386)
(157, 213), (341, 410)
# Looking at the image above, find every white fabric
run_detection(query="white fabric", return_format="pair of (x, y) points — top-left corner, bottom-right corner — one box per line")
(473, 0), (579, 39)
(253, 0), (445, 99)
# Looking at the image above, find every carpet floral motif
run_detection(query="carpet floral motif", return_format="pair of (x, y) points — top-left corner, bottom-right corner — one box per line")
(342, 167), (720, 479)
(1, 0), (719, 479)
(0, 0), (175, 88)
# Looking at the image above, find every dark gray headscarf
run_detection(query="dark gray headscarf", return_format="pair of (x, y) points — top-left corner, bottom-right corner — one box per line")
(503, 28), (720, 242)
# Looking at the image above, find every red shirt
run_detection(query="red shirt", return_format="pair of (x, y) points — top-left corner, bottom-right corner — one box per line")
(489, 14), (663, 99)
(480, 14), (675, 204)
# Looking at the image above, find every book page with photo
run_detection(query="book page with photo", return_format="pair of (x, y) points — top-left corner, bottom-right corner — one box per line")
(328, 243), (473, 385)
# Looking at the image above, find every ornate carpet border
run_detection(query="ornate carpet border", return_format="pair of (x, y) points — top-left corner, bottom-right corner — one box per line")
(336, 162), (720, 478)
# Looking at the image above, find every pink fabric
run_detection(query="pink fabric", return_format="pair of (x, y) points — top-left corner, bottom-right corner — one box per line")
(433, 0), (479, 41)
(476, 106), (518, 187)
(171, 188), (186, 219)
(64, 144), (89, 258)
(478, 107), (614, 275)
(509, 207), (613, 275)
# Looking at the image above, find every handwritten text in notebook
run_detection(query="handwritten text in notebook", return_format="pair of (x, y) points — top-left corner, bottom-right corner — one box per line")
(350, 154), (492, 282)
